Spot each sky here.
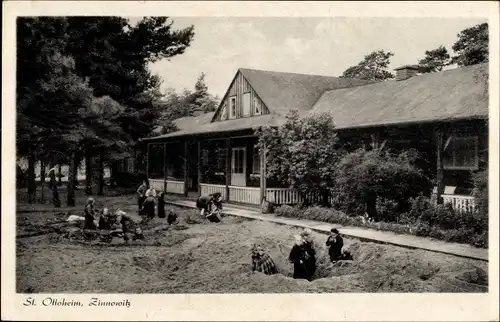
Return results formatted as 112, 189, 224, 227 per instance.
131, 17, 487, 98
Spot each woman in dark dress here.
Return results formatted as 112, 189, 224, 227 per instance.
288, 235, 309, 280
300, 229, 316, 280
157, 191, 166, 218
142, 196, 156, 219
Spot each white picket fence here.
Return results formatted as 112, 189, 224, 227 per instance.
148, 179, 185, 195
228, 186, 261, 205
442, 194, 476, 213
200, 183, 227, 200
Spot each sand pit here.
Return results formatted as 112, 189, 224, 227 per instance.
16, 205, 488, 293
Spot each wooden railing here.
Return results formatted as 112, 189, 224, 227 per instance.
148, 179, 185, 195
266, 188, 301, 204
200, 183, 227, 200
442, 194, 476, 213
229, 186, 261, 205
265, 188, 332, 205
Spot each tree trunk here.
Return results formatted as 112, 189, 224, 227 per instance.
27, 152, 36, 204
58, 164, 63, 186
67, 151, 77, 207
85, 150, 93, 195
49, 162, 61, 207
98, 149, 104, 195
40, 160, 46, 202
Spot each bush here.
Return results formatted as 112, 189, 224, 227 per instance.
472, 170, 488, 215
333, 149, 432, 221
274, 205, 301, 218
274, 203, 487, 248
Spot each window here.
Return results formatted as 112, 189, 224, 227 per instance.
202, 149, 209, 166
443, 136, 479, 170
229, 96, 237, 119
220, 103, 227, 121
127, 158, 134, 173
233, 149, 244, 174
242, 92, 251, 117
252, 147, 260, 174
254, 97, 262, 115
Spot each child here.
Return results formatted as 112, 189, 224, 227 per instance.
326, 228, 353, 262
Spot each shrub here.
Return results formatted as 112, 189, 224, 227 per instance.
333, 149, 432, 221
274, 205, 301, 218
472, 170, 488, 215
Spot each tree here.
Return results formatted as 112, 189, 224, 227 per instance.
65, 16, 195, 142
17, 17, 196, 203
418, 45, 451, 73
341, 50, 395, 81
153, 73, 219, 135
452, 23, 489, 66
333, 149, 432, 221
256, 110, 342, 205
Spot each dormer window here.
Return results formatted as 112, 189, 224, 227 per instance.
254, 97, 261, 115
229, 96, 237, 119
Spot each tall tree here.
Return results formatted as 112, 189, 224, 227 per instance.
65, 16, 195, 142
418, 45, 451, 73
452, 22, 489, 66
341, 50, 395, 81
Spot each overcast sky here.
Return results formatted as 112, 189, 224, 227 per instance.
131, 17, 486, 98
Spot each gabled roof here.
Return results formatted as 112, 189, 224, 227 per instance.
311, 63, 488, 129
238, 68, 375, 116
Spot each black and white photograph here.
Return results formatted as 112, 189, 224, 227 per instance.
2, 1, 499, 321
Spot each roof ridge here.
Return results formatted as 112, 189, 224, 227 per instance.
238, 67, 341, 79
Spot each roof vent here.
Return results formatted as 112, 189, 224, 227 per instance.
394, 65, 421, 81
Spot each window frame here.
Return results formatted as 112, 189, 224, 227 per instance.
253, 97, 262, 115
443, 135, 479, 170
252, 147, 260, 174
242, 92, 251, 117
229, 96, 237, 119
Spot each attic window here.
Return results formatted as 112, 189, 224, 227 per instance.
229, 96, 237, 119
254, 97, 261, 115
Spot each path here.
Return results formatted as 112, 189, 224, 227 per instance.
166, 199, 488, 262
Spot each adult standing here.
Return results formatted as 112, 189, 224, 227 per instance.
136, 180, 148, 213
288, 235, 308, 280
48, 166, 61, 207
300, 229, 316, 280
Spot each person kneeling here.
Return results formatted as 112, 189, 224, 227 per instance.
251, 244, 278, 275
206, 208, 221, 223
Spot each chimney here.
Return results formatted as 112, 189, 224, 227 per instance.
394, 65, 421, 81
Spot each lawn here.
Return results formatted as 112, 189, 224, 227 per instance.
16, 192, 488, 293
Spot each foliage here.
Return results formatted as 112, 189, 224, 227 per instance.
452, 22, 489, 66
274, 204, 487, 248
418, 45, 451, 73
333, 149, 432, 220
256, 110, 342, 204
154, 73, 220, 134
17, 16, 195, 203
472, 170, 488, 216
341, 50, 395, 81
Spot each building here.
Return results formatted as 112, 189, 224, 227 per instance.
140, 63, 488, 211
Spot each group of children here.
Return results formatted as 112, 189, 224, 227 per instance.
83, 197, 145, 241
251, 228, 352, 281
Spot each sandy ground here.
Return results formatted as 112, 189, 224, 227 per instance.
16, 195, 488, 293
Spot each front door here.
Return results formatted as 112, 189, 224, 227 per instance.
231, 147, 246, 186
